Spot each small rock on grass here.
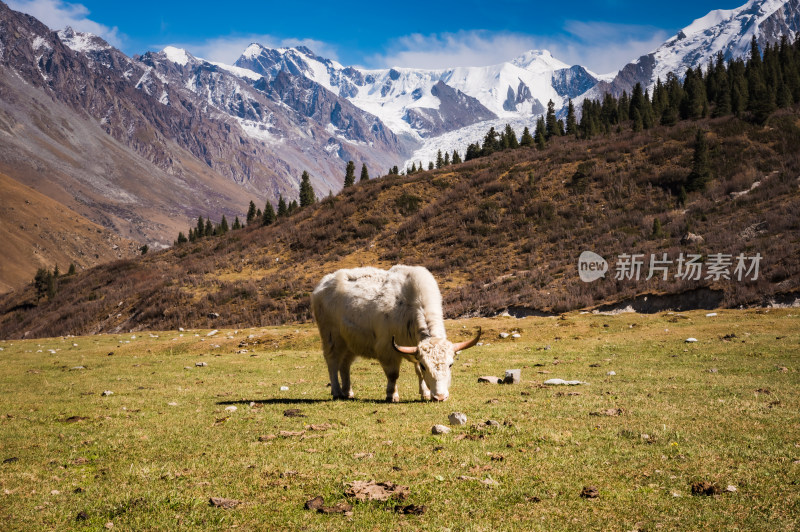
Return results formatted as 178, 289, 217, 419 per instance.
580, 486, 599, 498
544, 379, 587, 386
448, 412, 467, 426
503, 369, 521, 384
432, 424, 451, 435
101, 391, 113, 396
209, 497, 241, 509
224, 406, 237, 412
478, 376, 501, 384
726, 485, 738, 493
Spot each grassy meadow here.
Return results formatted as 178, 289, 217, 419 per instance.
1, 310, 798, 530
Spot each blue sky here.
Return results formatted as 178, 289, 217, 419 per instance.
8, 0, 748, 73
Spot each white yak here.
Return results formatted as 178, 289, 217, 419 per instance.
311, 265, 480, 402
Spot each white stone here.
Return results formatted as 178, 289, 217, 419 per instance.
705, 313, 717, 317
607, 371, 616, 376
543, 378, 587, 386
195, 362, 207, 367
280, 386, 289, 391
511, 333, 521, 338
432, 424, 451, 435
503, 369, 521, 384
499, 332, 510, 339
101, 390, 113, 396
224, 406, 237, 412
685, 338, 698, 343
448, 412, 467, 426
207, 330, 219, 337
726, 485, 737, 493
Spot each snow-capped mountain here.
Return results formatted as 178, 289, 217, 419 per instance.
235, 44, 599, 140
595, 0, 800, 97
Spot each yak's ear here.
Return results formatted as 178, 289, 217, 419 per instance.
392, 336, 419, 355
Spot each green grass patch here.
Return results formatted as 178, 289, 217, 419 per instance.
1, 310, 799, 530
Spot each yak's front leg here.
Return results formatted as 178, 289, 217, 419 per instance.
381, 359, 402, 403
324, 355, 345, 399
414, 362, 431, 401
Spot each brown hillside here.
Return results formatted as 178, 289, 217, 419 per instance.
0, 171, 139, 293
1, 111, 799, 339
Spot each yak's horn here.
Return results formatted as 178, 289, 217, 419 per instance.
392, 336, 419, 355
452, 327, 481, 352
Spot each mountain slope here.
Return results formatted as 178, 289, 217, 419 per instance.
0, 1, 407, 252
0, 172, 139, 293
3, 108, 798, 339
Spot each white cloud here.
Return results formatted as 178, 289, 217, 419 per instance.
7, 0, 123, 48
159, 35, 340, 65
366, 23, 670, 75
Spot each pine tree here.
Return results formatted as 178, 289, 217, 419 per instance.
232, 216, 242, 230
482, 127, 499, 155
392, 165, 399, 175
262, 202, 276, 225
343, 161, 355, 188
410, 162, 417, 174
545, 99, 558, 138
288, 200, 299, 214
436, 149, 444, 169
360, 163, 369, 182
452, 149, 462, 164
566, 99, 577, 136
300, 171, 316, 207
196, 216, 205, 238
205, 219, 214, 237
504, 123, 519, 148
277, 195, 288, 217
686, 129, 711, 192
652, 218, 663, 238
53, 264, 60, 278
520, 126, 534, 147
219, 215, 229, 234
465, 143, 481, 161
428, 161, 434, 170
34, 267, 51, 302
177, 231, 187, 244
534, 116, 547, 149
246, 201, 257, 225
67, 263, 76, 276
443, 152, 450, 165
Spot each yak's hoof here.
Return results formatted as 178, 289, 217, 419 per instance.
421, 393, 431, 401
386, 395, 400, 403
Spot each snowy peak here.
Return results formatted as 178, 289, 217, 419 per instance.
511, 49, 570, 72
57, 27, 111, 54
593, 0, 799, 99
161, 46, 193, 66
234, 43, 597, 139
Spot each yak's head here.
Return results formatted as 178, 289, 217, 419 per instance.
393, 327, 481, 401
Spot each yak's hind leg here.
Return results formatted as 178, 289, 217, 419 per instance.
414, 362, 431, 401
320, 329, 349, 400
380, 358, 402, 403
339, 356, 355, 399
